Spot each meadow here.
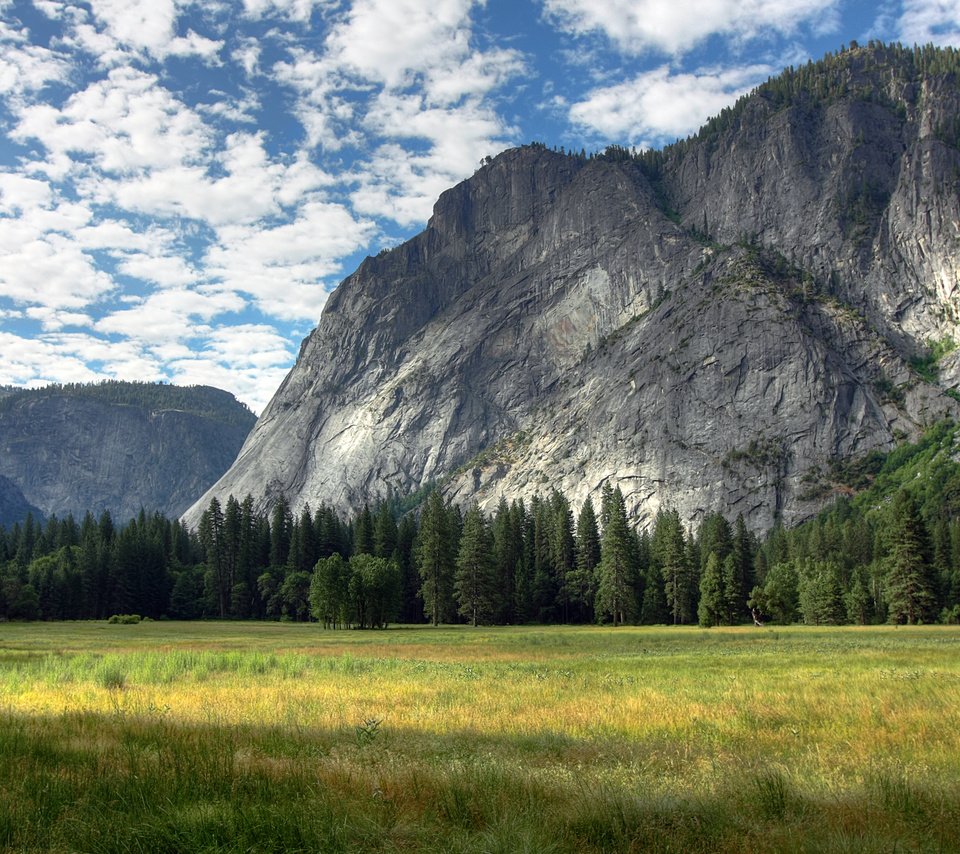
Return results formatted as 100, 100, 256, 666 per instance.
0, 622, 958, 853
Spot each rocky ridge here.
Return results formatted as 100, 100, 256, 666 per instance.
187, 44, 960, 532
0, 382, 256, 523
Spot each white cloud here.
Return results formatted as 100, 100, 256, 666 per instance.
167, 322, 294, 411
569, 62, 772, 144
24, 307, 94, 331
325, 0, 476, 88
95, 287, 246, 343
898, 0, 960, 46
207, 200, 376, 319
13, 67, 211, 177
242, 0, 332, 23
0, 230, 113, 309
198, 89, 260, 124
87, 0, 223, 63
0, 172, 54, 212
0, 22, 72, 96
542, 0, 841, 56
271, 0, 522, 220
0, 332, 106, 385
116, 252, 198, 288
231, 38, 261, 76
72, 219, 175, 253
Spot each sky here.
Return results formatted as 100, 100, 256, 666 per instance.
1, 1, 959, 413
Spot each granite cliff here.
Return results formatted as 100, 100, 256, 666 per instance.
0, 382, 256, 523
187, 44, 960, 532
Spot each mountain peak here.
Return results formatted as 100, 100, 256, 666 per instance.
186, 43, 960, 531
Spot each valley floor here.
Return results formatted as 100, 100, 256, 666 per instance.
1, 622, 958, 852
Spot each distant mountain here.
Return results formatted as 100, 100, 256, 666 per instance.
186, 43, 960, 532
0, 474, 43, 528
0, 381, 256, 523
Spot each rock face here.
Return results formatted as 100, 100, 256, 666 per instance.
0, 383, 256, 523
187, 44, 960, 532
0, 474, 42, 528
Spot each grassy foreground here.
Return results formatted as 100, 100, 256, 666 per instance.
0, 623, 958, 853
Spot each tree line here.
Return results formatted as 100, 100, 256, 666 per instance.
2, 423, 960, 626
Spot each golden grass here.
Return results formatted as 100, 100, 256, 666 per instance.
1, 622, 959, 852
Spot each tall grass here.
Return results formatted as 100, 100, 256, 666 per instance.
0, 622, 958, 852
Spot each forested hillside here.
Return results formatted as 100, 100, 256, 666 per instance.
3, 422, 959, 625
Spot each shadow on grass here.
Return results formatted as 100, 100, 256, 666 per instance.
0, 710, 956, 853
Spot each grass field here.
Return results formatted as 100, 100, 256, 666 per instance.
0, 622, 958, 852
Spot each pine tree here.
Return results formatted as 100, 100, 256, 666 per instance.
698, 552, 725, 627
572, 496, 601, 623
269, 496, 292, 568
492, 497, 523, 624
198, 497, 227, 618
454, 505, 498, 626
549, 491, 576, 623
353, 504, 375, 556
373, 502, 398, 559
884, 491, 937, 624
415, 491, 456, 625
596, 488, 636, 625
654, 509, 693, 624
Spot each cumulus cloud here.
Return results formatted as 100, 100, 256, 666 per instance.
542, 0, 841, 56
86, 0, 223, 63
207, 200, 377, 319
167, 323, 295, 412
325, 0, 475, 88
13, 67, 211, 177
0, 21, 72, 96
95, 287, 246, 343
569, 62, 772, 145
898, 0, 960, 46
241, 0, 332, 23
0, 331, 108, 386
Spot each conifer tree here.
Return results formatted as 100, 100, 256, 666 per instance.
454, 504, 498, 626
697, 552, 725, 627
884, 491, 937, 624
654, 509, 693, 624
415, 491, 456, 625
269, 496, 292, 568
596, 487, 636, 625
199, 497, 227, 617
572, 496, 601, 622
373, 502, 398, 559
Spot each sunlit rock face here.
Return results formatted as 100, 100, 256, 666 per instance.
188, 46, 960, 531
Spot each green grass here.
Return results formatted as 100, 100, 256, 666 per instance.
0, 622, 958, 852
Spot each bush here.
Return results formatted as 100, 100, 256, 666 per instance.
107, 614, 142, 624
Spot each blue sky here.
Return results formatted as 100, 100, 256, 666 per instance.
1, 0, 958, 412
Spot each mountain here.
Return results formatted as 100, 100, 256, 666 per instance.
186, 43, 960, 533
0, 382, 256, 523
0, 474, 43, 528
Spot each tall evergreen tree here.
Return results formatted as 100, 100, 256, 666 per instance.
269, 496, 292, 568
884, 491, 937, 624
454, 505, 498, 626
697, 552, 725, 627
415, 491, 456, 625
373, 502, 398, 560
198, 497, 227, 618
596, 487, 636, 625
572, 496, 601, 623
654, 509, 693, 624
353, 504, 375, 556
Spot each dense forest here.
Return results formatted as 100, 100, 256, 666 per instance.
2, 421, 960, 627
